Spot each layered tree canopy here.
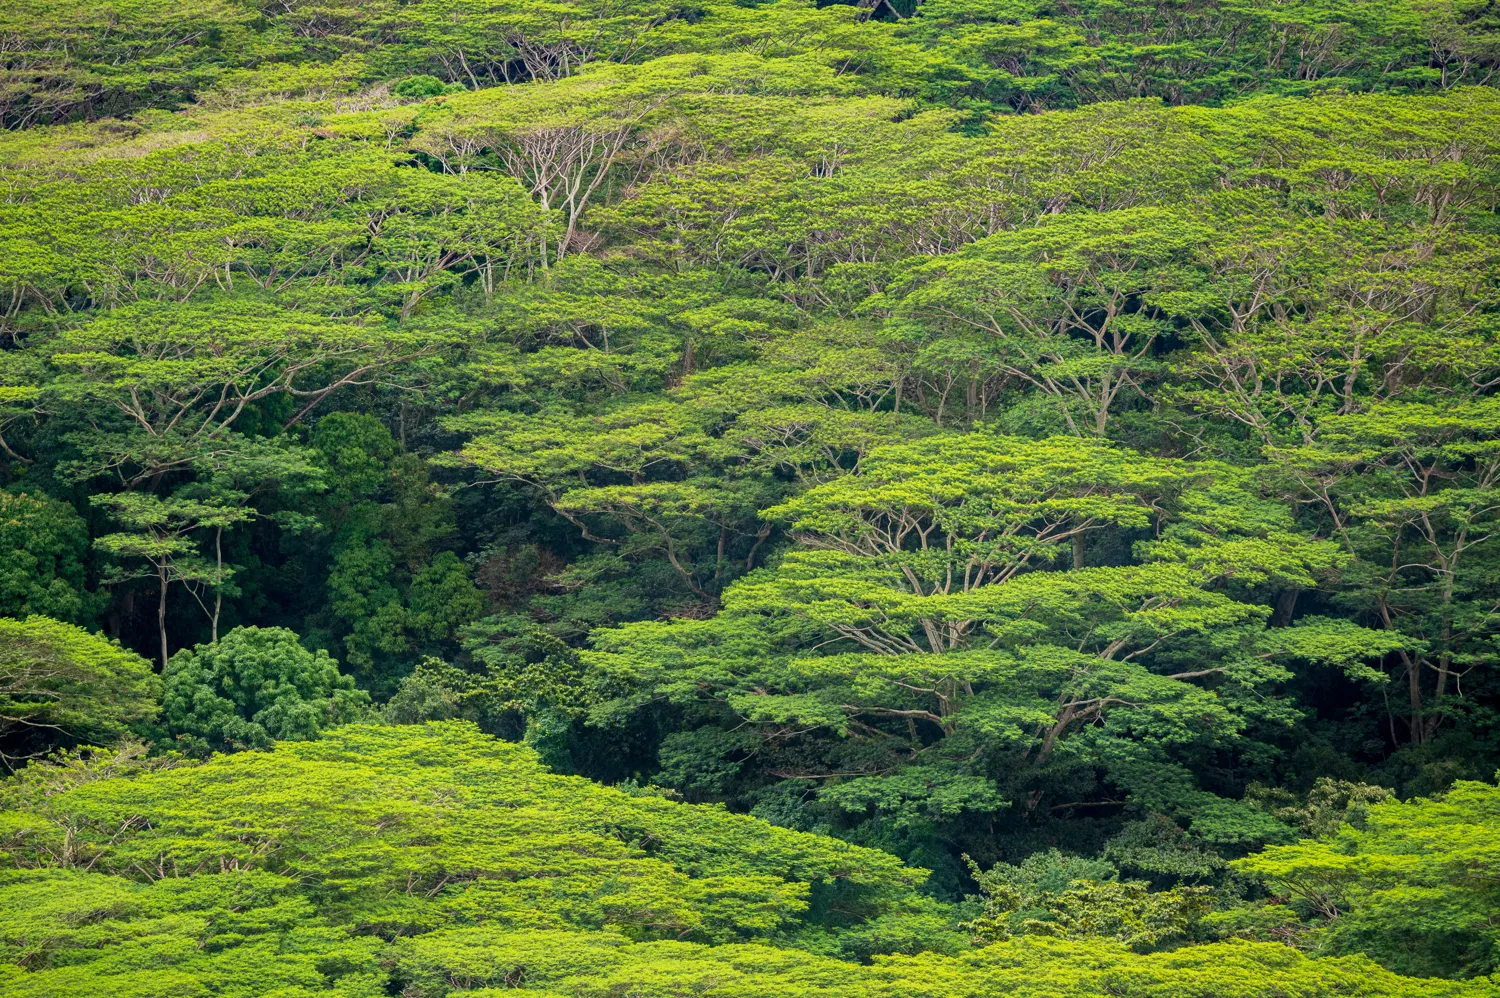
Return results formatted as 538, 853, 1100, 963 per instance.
1, 0, 1498, 993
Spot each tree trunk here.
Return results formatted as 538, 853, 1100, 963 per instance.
158, 563, 169, 671
1427, 610, 1454, 741
1272, 587, 1299, 627
211, 527, 223, 644
1407, 656, 1424, 746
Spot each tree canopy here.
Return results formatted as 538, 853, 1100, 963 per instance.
1, 0, 1498, 992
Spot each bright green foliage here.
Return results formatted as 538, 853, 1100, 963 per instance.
0, 723, 1491, 997
981, 879, 1213, 951
160, 626, 370, 755
0, 0, 1490, 131
587, 433, 1397, 864
889, 208, 1209, 436
964, 850, 1212, 951
390, 931, 1492, 997
0, 722, 940, 993
0, 0, 1498, 989
0, 867, 387, 998
1237, 776, 1500, 978
0, 0, 277, 126
0, 616, 159, 752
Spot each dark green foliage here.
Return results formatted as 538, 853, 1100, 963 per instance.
393, 75, 467, 98
160, 626, 370, 754
312, 413, 398, 511
0, 492, 91, 623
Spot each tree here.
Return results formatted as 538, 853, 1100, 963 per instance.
586, 433, 1401, 858
92, 492, 255, 670
315, 426, 484, 693
0, 491, 92, 624
47, 296, 445, 486
311, 412, 398, 514
412, 64, 679, 266
0, 721, 926, 945
0, 0, 1497, 987
0, 616, 159, 757
0, 721, 1483, 997
892, 208, 1207, 436
160, 626, 370, 755
964, 849, 1213, 952
1268, 399, 1500, 744
1237, 774, 1500, 978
